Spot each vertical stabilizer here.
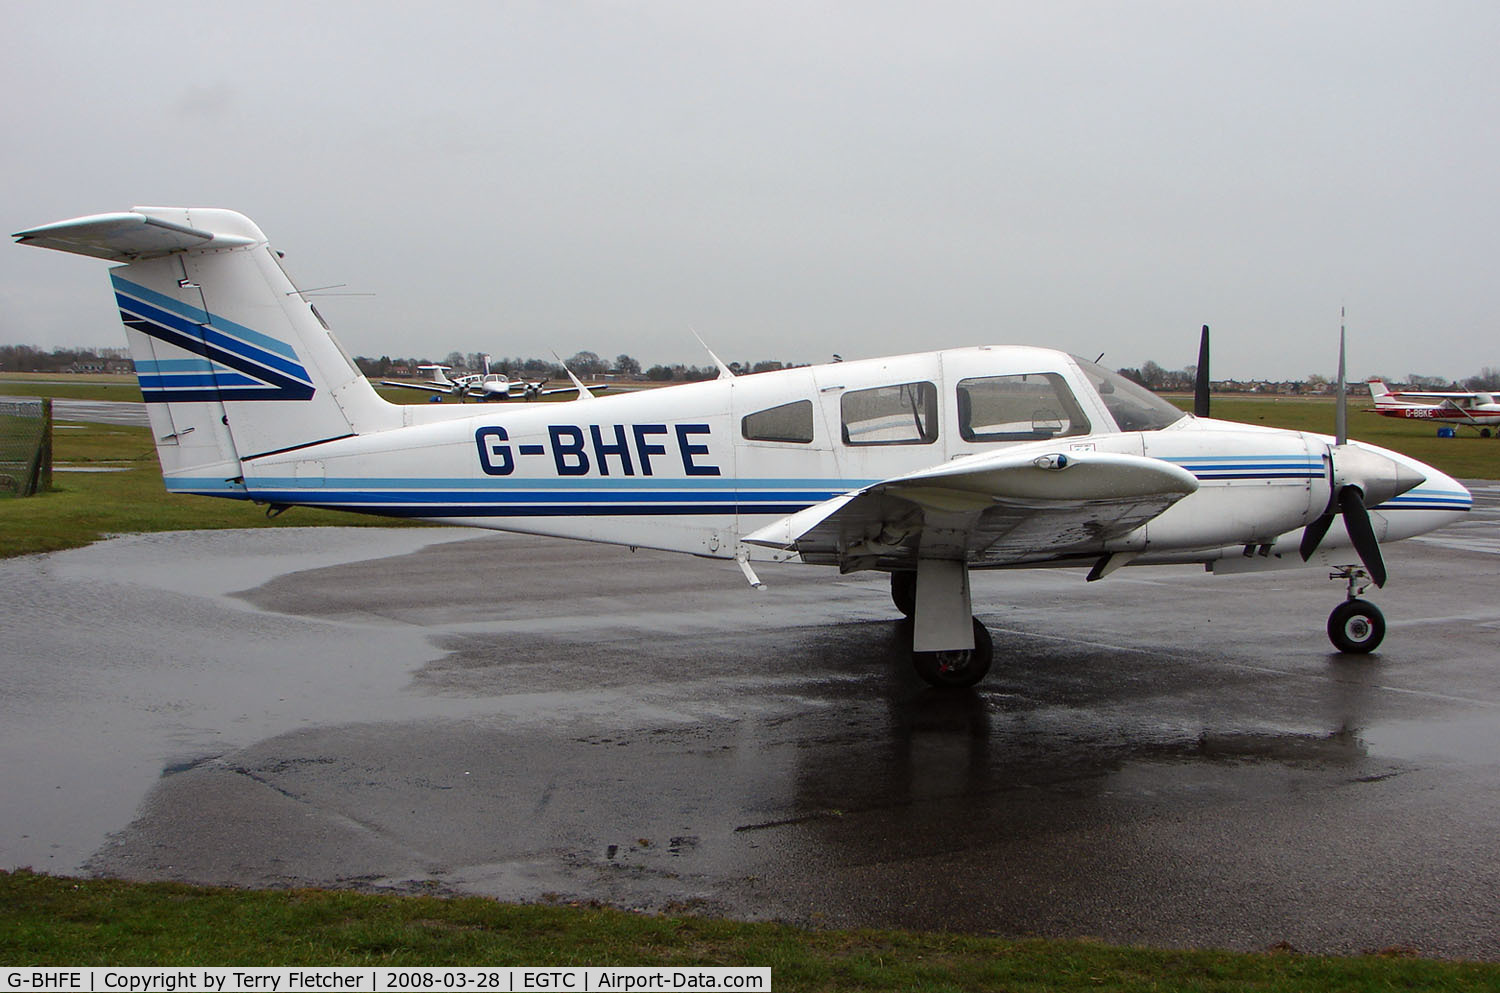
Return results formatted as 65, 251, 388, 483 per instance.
15, 208, 398, 496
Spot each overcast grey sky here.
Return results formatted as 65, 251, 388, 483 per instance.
3, 1, 1497, 380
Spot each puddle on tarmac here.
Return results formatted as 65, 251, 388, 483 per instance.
0, 528, 483, 873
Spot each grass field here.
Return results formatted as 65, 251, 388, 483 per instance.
0, 418, 413, 557
3, 871, 1496, 988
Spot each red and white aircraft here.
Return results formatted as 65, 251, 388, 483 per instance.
1367, 380, 1500, 437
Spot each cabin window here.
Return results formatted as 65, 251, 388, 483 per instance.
841, 382, 939, 446
742, 399, 815, 444
957, 373, 1091, 442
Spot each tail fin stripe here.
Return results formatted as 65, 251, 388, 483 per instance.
114, 289, 311, 382
118, 303, 315, 402
112, 275, 299, 362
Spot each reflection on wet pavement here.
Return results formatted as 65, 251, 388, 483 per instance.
2, 509, 1498, 958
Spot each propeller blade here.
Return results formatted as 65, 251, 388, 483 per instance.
1194, 324, 1211, 418
1338, 486, 1386, 587
1299, 512, 1336, 561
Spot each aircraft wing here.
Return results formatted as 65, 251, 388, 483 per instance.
380, 381, 448, 394
742, 449, 1199, 570
1408, 391, 1470, 401
535, 384, 609, 397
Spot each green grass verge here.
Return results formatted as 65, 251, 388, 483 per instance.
3, 872, 1495, 987
0, 420, 413, 558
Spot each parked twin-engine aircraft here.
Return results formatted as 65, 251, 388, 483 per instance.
1367, 379, 1500, 437
382, 362, 465, 397
383, 355, 603, 402
14, 208, 1473, 686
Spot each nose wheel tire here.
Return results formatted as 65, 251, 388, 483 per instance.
913, 617, 993, 688
1328, 598, 1385, 654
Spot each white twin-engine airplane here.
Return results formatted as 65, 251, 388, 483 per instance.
14, 208, 1473, 687
383, 355, 604, 402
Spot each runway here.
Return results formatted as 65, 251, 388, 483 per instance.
1, 486, 1497, 959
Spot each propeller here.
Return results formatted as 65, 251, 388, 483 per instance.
1297, 318, 1425, 586
1194, 324, 1210, 418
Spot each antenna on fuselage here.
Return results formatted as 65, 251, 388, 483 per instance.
550, 351, 596, 400
690, 328, 736, 379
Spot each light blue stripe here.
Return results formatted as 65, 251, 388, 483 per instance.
135, 358, 218, 373
140, 373, 261, 389
1167, 455, 1323, 464
113, 274, 300, 361
118, 293, 312, 385
164, 478, 249, 496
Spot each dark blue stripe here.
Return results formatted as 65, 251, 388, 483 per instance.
118, 294, 311, 383
264, 503, 817, 519
121, 311, 315, 402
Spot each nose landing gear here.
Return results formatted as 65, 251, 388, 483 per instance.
1327, 566, 1385, 653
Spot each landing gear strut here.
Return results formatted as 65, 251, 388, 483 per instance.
893, 564, 995, 688
1327, 566, 1385, 653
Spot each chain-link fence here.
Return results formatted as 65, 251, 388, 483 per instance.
0, 397, 52, 497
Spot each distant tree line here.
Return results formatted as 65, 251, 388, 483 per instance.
1118, 358, 1500, 395
5, 341, 1495, 394
0, 344, 131, 373
351, 351, 806, 383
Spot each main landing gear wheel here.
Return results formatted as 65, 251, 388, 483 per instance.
891, 570, 916, 617
1328, 598, 1385, 653
913, 617, 993, 689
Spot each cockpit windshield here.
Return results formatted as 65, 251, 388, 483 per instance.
1071, 356, 1187, 432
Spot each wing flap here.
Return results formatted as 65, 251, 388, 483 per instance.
743, 449, 1198, 568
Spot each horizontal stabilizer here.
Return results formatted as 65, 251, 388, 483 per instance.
13, 209, 257, 261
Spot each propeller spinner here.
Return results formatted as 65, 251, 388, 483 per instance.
1298, 443, 1426, 585
1297, 320, 1425, 586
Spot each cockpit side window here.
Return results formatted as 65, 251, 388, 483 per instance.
957, 373, 1090, 442
1072, 356, 1187, 432
841, 382, 939, 446
742, 399, 814, 444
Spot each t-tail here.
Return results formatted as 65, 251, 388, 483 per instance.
14, 208, 399, 498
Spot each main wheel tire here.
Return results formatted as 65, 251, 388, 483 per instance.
891, 570, 917, 617
1328, 598, 1385, 653
913, 617, 994, 688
